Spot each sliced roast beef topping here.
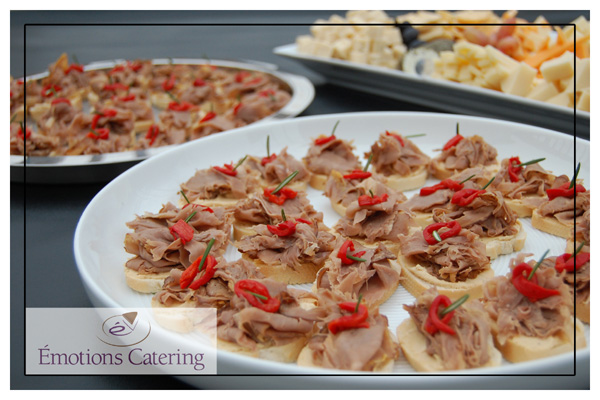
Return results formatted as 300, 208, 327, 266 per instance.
190, 115, 236, 140
306, 289, 399, 371
574, 209, 590, 246
246, 147, 310, 187
37, 102, 79, 137
492, 158, 555, 199
303, 137, 361, 175
433, 190, 519, 238
325, 174, 406, 209
537, 190, 590, 225
234, 191, 323, 224
369, 132, 430, 177
481, 254, 572, 345
430, 135, 498, 172
181, 166, 260, 202
404, 287, 493, 370
315, 239, 399, 306
400, 228, 490, 282
236, 221, 336, 270
124, 202, 232, 274
551, 254, 591, 305
10, 125, 60, 156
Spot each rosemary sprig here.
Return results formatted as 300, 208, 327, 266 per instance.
515, 158, 546, 168
347, 254, 367, 263
247, 291, 268, 301
568, 241, 586, 261
456, 123, 460, 136
405, 133, 426, 139
266, 135, 270, 157
184, 211, 197, 223
166, 91, 180, 104
233, 155, 248, 171
72, 54, 80, 65
363, 153, 373, 172
369, 189, 375, 198
197, 238, 216, 272
180, 190, 191, 204
331, 120, 340, 136
441, 294, 469, 316
459, 174, 476, 185
354, 293, 363, 313
481, 176, 495, 190
271, 170, 299, 195
281, 209, 287, 221
528, 249, 550, 280
569, 163, 581, 189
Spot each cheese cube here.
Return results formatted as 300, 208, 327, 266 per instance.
349, 50, 368, 64
391, 44, 406, 58
352, 35, 371, 53
483, 67, 509, 88
500, 62, 536, 96
526, 81, 559, 101
574, 58, 590, 90
573, 16, 590, 36
576, 89, 590, 112
382, 28, 402, 46
485, 45, 519, 70
540, 51, 574, 82
332, 38, 352, 59
546, 91, 572, 107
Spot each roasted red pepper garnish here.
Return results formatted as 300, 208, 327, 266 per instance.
424, 295, 456, 335
116, 93, 136, 102
451, 188, 485, 206
51, 97, 71, 106
343, 170, 372, 180
102, 83, 129, 92
41, 84, 62, 98
263, 187, 297, 205
17, 125, 32, 140
91, 109, 118, 130
328, 301, 369, 334
295, 218, 312, 225
420, 179, 464, 196
258, 89, 276, 98
193, 78, 207, 87
442, 134, 464, 151
423, 221, 461, 245
267, 220, 297, 237
162, 75, 176, 91
234, 280, 280, 313
511, 263, 561, 302
127, 61, 143, 72
386, 130, 404, 146
65, 64, 84, 74
507, 156, 522, 183
314, 135, 336, 146
337, 240, 367, 265
145, 124, 160, 146
109, 65, 125, 74
199, 111, 216, 123
244, 77, 263, 86
181, 203, 214, 214
555, 252, 590, 273
180, 254, 218, 290
233, 102, 242, 116
213, 162, 237, 177
167, 101, 195, 112
546, 182, 587, 200
235, 71, 250, 83
87, 128, 109, 140
357, 193, 389, 207
261, 154, 277, 166
169, 219, 195, 245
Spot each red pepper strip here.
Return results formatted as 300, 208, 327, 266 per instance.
117, 94, 136, 102
336, 240, 360, 265
18, 127, 32, 140
127, 61, 143, 72
109, 65, 125, 74
234, 280, 280, 313
507, 156, 522, 183
328, 302, 369, 334
91, 109, 118, 130
386, 130, 404, 146
314, 135, 336, 146
442, 134, 464, 151
343, 170, 372, 180
263, 187, 297, 205
295, 218, 312, 225
51, 97, 71, 106
258, 89, 276, 97
423, 221, 462, 245
193, 78, 207, 87
188, 255, 218, 290
145, 124, 160, 146
424, 295, 455, 335
41, 84, 62, 98
16, 80, 24, 85
200, 111, 216, 123
244, 77, 263, 86
180, 254, 215, 289
555, 252, 590, 273
451, 188, 485, 206
420, 179, 464, 196
169, 219, 195, 245
65, 64, 84, 74
87, 128, 109, 140
267, 220, 297, 237
511, 263, 561, 302
181, 203, 214, 214
233, 102, 242, 115
357, 193, 389, 207
353, 251, 366, 258
261, 154, 277, 166
235, 71, 250, 83
162, 75, 176, 91
102, 83, 129, 92
213, 163, 237, 177
167, 101, 195, 112
546, 182, 587, 200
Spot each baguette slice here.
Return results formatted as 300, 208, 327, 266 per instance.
398, 254, 495, 301
504, 196, 543, 218
125, 267, 171, 294
151, 297, 212, 334
493, 317, 587, 363
309, 172, 329, 191
479, 219, 527, 259
531, 209, 574, 239
396, 318, 502, 372
240, 253, 322, 285
429, 158, 500, 181
381, 165, 428, 192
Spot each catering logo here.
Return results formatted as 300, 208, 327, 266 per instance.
97, 311, 151, 347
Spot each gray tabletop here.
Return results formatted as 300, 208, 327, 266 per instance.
11, 10, 589, 390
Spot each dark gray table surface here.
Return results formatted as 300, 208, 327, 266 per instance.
11, 10, 589, 390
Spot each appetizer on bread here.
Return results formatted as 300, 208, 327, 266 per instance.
99, 87, 155, 134
397, 287, 501, 371
567, 209, 589, 253
235, 216, 336, 284
333, 185, 416, 253
303, 121, 362, 190
324, 169, 406, 217
490, 156, 555, 217
124, 202, 232, 293
367, 130, 430, 191
398, 221, 493, 300
532, 166, 589, 239
481, 253, 587, 363
314, 238, 401, 307
217, 279, 323, 362
400, 166, 491, 227
553, 244, 591, 323
432, 179, 526, 259
428, 126, 499, 180
297, 290, 399, 372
